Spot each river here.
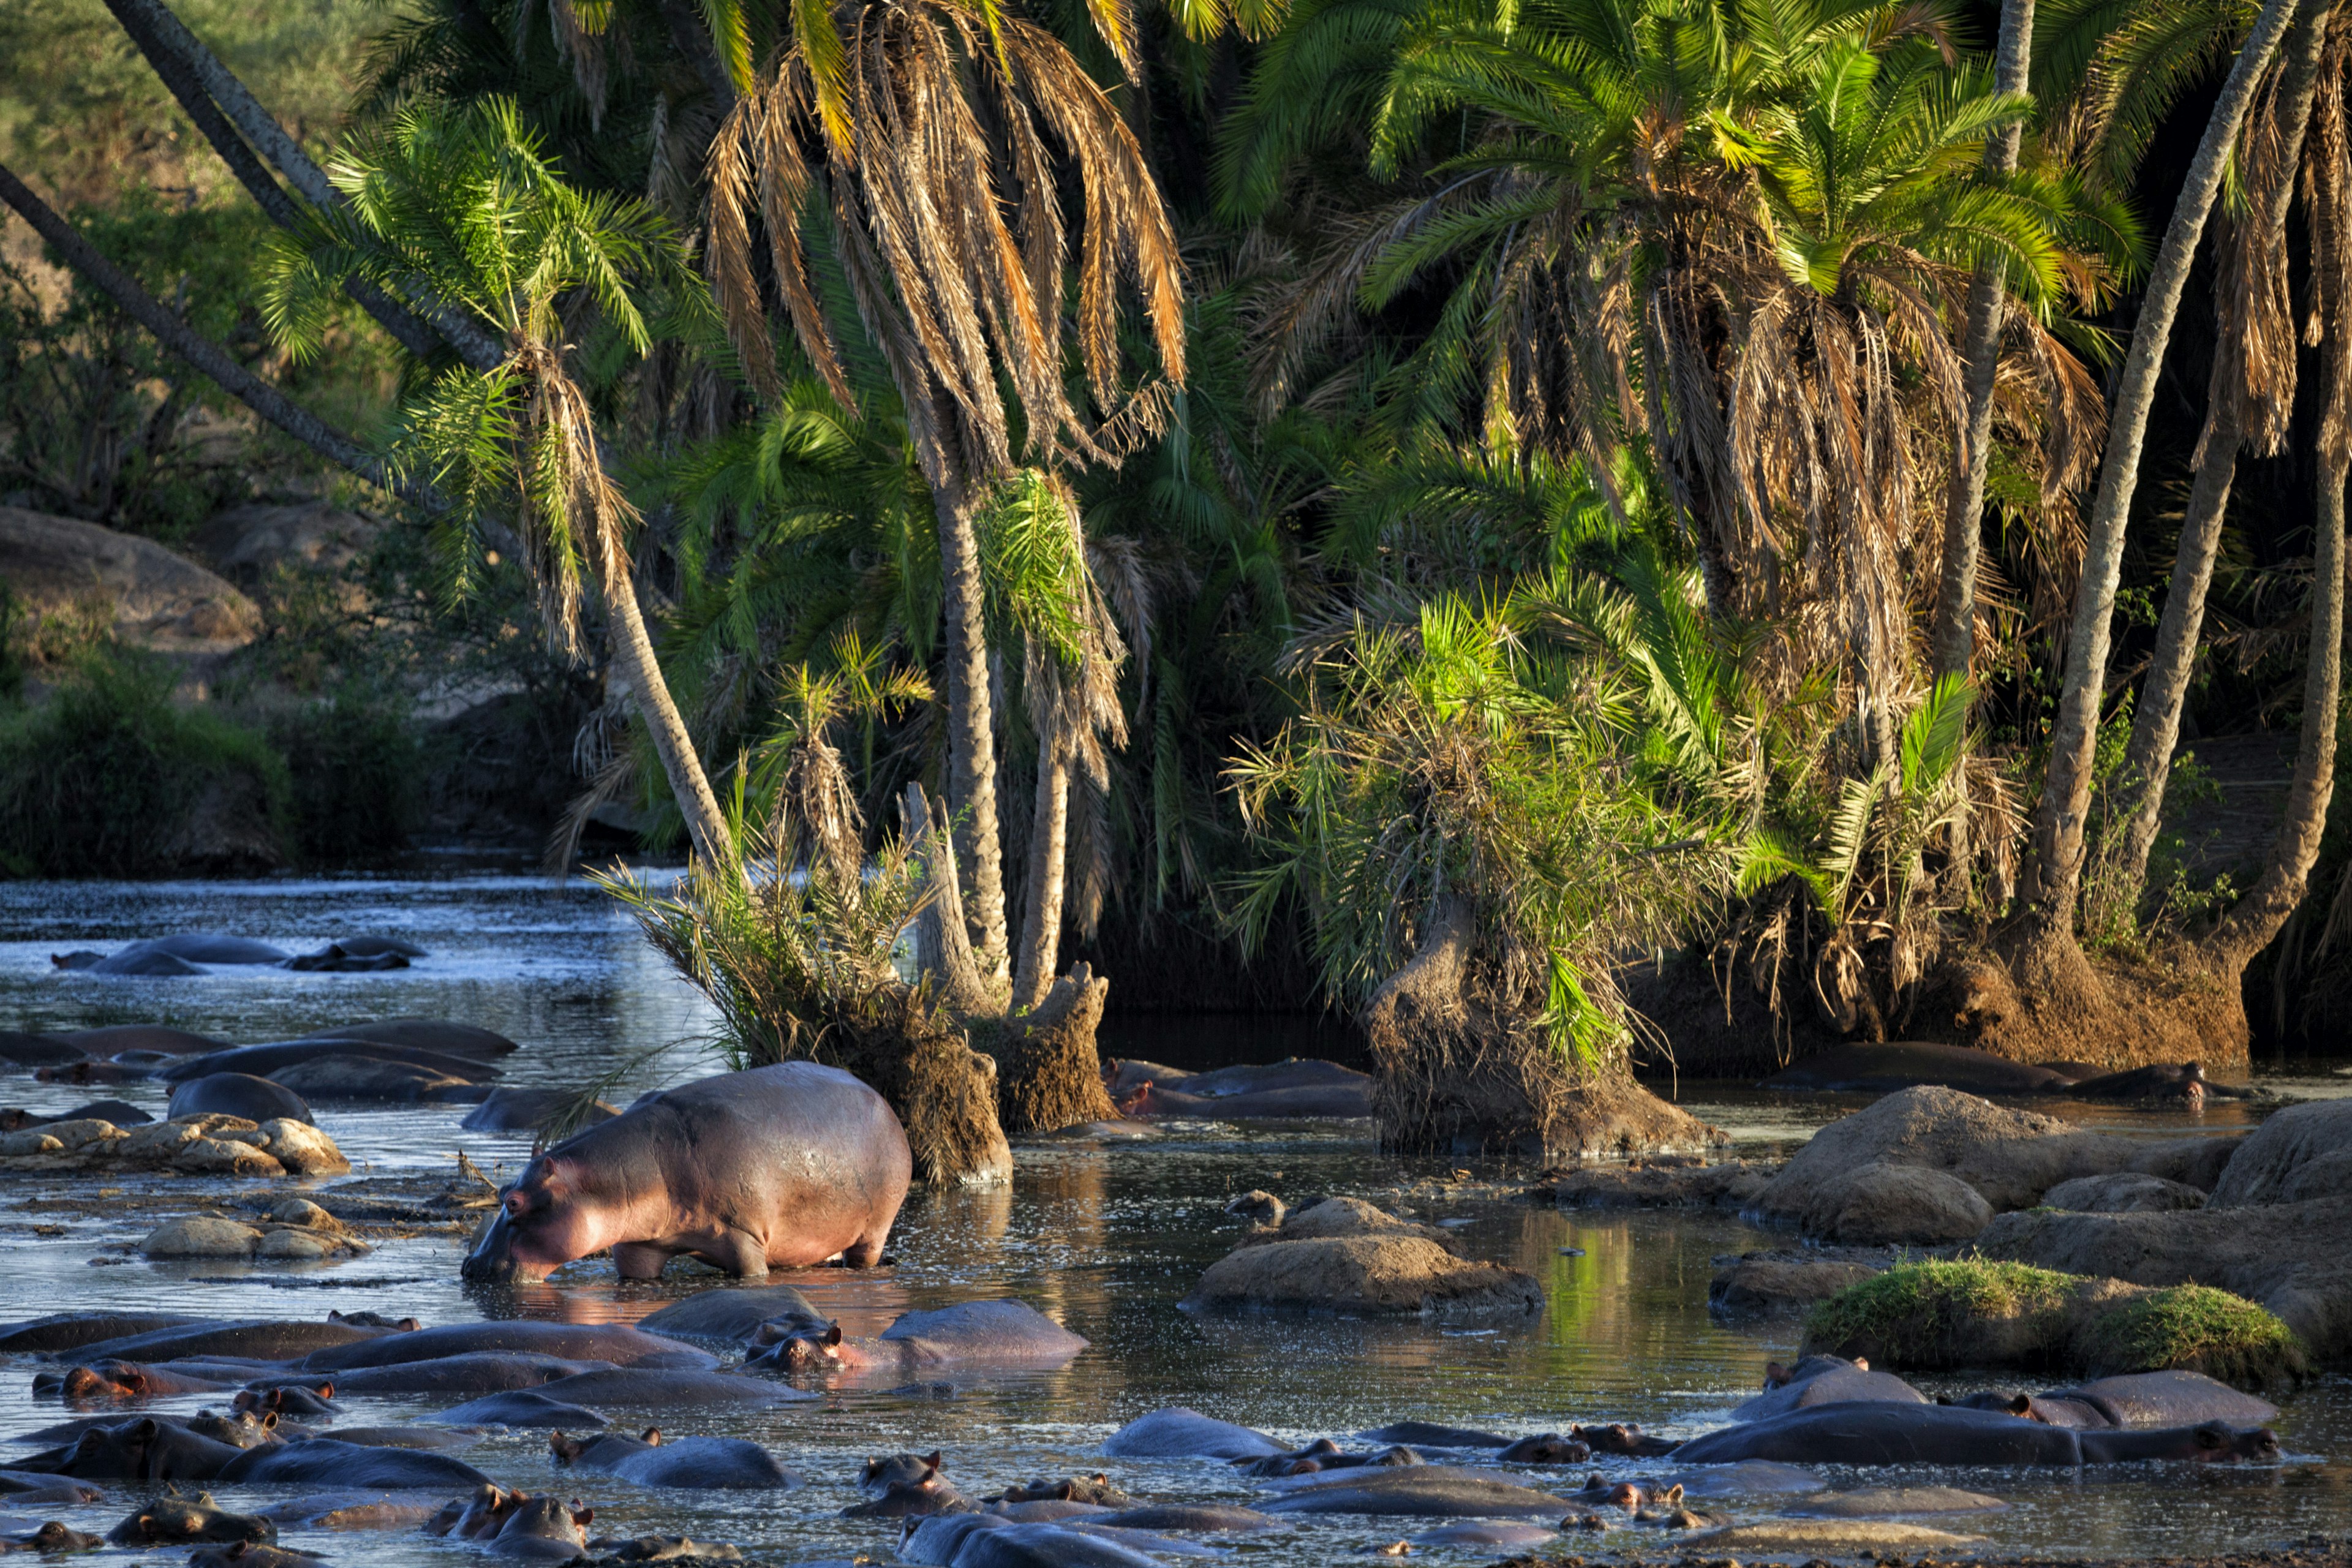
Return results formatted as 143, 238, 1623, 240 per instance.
0, 869, 2345, 1564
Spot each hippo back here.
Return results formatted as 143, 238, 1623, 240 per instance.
1732, 1358, 1928, 1421
2046, 1371, 2278, 1429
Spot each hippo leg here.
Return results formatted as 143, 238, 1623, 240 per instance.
612, 1243, 673, 1281
840, 1233, 887, 1268
695, 1230, 770, 1278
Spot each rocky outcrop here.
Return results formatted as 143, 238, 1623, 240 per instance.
1530, 1157, 1777, 1212
0, 507, 256, 651
0, 1115, 347, 1178
1708, 1251, 1890, 1319
1746, 1087, 2241, 1243
2207, 1100, 2352, 1208
1180, 1196, 1541, 1317
2043, 1174, 2209, 1213
194, 502, 377, 588
1972, 1197, 2352, 1360
141, 1212, 369, 1260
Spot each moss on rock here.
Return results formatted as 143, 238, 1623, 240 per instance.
1802, 1259, 2304, 1388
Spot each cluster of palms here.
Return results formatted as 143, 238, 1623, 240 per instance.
8, 0, 2352, 1126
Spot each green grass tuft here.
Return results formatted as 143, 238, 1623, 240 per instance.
2085, 1284, 2307, 1387
1803, 1259, 2075, 1368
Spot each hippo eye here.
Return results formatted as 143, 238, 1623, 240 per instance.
503, 1191, 529, 1218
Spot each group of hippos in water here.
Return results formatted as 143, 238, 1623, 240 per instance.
48, 935, 427, 978
0, 1303, 2288, 1564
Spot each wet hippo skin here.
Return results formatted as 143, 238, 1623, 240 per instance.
1673, 1401, 2282, 1466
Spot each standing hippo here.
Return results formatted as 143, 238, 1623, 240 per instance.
1673, 1403, 2281, 1467
462, 1063, 911, 1282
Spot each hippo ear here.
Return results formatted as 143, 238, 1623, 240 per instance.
132, 1418, 158, 1439
399, 1318, 420, 1332
863, 1458, 881, 1479
318, 1384, 333, 1400
1851, 1355, 1869, 1371
260, 1414, 277, 1430
925, 1450, 943, 1472
1663, 1485, 1683, 1506
2195, 1425, 2225, 1449
641, 1427, 661, 1445
824, 1324, 843, 1346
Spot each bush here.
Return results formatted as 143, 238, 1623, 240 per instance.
270, 685, 421, 864
0, 646, 290, 876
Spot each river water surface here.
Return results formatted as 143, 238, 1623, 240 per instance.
0, 870, 2346, 1564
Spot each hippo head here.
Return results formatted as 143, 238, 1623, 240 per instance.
60, 1363, 137, 1402
235, 1382, 334, 1419
863, 1452, 944, 1493
496, 1495, 592, 1551
2192, 1423, 2280, 1463
772, 1322, 851, 1371
328, 1310, 421, 1332
463, 1158, 596, 1283
18, 1524, 103, 1553
186, 1409, 276, 1448
109, 1489, 275, 1545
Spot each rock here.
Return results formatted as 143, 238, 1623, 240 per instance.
1241, 1197, 1454, 1249
195, 502, 377, 588
256, 1228, 366, 1261
0, 506, 258, 650
1531, 1158, 1776, 1211
174, 1137, 287, 1177
2044, 1174, 2209, 1213
37, 1120, 126, 1155
1181, 1234, 1542, 1317
1682, 1520, 1984, 1551
1709, 1252, 1885, 1319
0, 1133, 63, 1156
142, 1217, 266, 1257
1794, 1162, 1993, 1245
2209, 1101, 2352, 1207
258, 1120, 350, 1176
1747, 1087, 2243, 1242
1973, 1197, 2352, 1360
269, 1199, 342, 1231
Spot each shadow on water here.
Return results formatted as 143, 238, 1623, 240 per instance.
0, 871, 2342, 1561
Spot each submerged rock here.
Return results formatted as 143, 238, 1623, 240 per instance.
1708, 1250, 1887, 1318
1531, 1158, 1776, 1212
1182, 1198, 1541, 1317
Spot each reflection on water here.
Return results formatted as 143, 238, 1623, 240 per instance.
0, 872, 2342, 1563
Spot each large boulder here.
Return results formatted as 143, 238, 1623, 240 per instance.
2043, 1174, 2207, 1213
1180, 1197, 1540, 1317
1747, 1086, 2241, 1242
2208, 1100, 2352, 1207
194, 502, 377, 588
1971, 1196, 2352, 1360
1708, 1252, 1887, 1319
0, 507, 256, 650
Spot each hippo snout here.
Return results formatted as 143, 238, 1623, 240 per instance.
461, 1212, 524, 1282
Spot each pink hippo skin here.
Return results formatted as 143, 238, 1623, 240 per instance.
461, 1062, 911, 1283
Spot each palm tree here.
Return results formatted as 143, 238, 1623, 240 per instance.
264, 99, 736, 867
701, 0, 1188, 989
2015, 0, 2305, 994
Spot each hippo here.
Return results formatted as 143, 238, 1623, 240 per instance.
0, 1523, 102, 1555
35, 1360, 237, 1402
1238, 1439, 1423, 1477
491, 1495, 594, 1560
1101, 1060, 1189, 1096
0, 1476, 104, 1509
1101, 1408, 1284, 1460
845, 1477, 976, 1518
752, 1300, 1086, 1376
586, 1535, 745, 1561
986, 1501, 1101, 1524
284, 943, 409, 972
426, 1483, 527, 1539
292, 1425, 476, 1451
1415, 1521, 1560, 1550
1950, 1371, 2280, 1430
33, 1060, 146, 1085
862, 1452, 952, 1496
902, 1515, 1163, 1568
312, 1353, 615, 1395
188, 1545, 330, 1568
233, 1384, 340, 1420
1496, 1433, 1591, 1463
1116, 1082, 1373, 1118
463, 1062, 911, 1282
306, 1018, 514, 1059
551, 1429, 799, 1489
529, 1368, 812, 1408
18, 1417, 243, 1480
54, 936, 288, 973
1672, 1402, 2282, 1466
1256, 1468, 1570, 1518
328, 1310, 421, 1332
422, 1391, 608, 1429
1172, 1059, 1372, 1098
1095, 1504, 1283, 1534
168, 1074, 313, 1125
1355, 1422, 1512, 1449
1000, 1476, 1131, 1507
0, 1033, 89, 1068
105, 1490, 275, 1544
23, 1099, 152, 1127
1571, 1422, 1678, 1457
1785, 1485, 2009, 1517
217, 1437, 494, 1488
2062, 1062, 2250, 1103
460, 1087, 619, 1135
636, 1285, 827, 1344
257, 1493, 440, 1531
55, 1025, 227, 1055
296, 1320, 703, 1372
157, 1039, 499, 1086
271, 1055, 486, 1102
184, 1411, 287, 1449
1758, 1043, 2075, 1095
1732, 1355, 1928, 1420
74, 1317, 389, 1365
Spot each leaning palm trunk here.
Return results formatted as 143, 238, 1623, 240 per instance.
1930, 0, 2035, 681
930, 459, 1013, 981
1012, 731, 1071, 1014
2110, 2, 2334, 900
2212, 51, 2352, 971
2019, 0, 2304, 976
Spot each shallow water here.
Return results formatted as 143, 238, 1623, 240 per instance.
0, 870, 2344, 1564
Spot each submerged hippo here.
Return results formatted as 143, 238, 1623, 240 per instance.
459, 1087, 619, 1136
284, 942, 412, 973
314, 1353, 614, 1395
53, 936, 289, 974
1950, 1371, 2280, 1430
55, 1025, 227, 1055
750, 1300, 1087, 1376
297, 1320, 703, 1372
306, 1018, 514, 1060
158, 1039, 497, 1087
901, 1514, 1163, 1568
2061, 1062, 2250, 1104
636, 1285, 827, 1344
1257, 1468, 1570, 1518
37, 1360, 239, 1401
168, 1074, 314, 1126
217, 1438, 493, 1489
1758, 1043, 2073, 1095
491, 1496, 594, 1561
1733, 1355, 1928, 1420
1101, 1408, 1284, 1460
1117, 1082, 1374, 1118
462, 1061, 911, 1282
422, 1391, 608, 1429
551, 1428, 799, 1488
0, 1523, 104, 1555
1355, 1422, 1513, 1449
528, 1368, 812, 1409
105, 1490, 275, 1545
76, 1318, 389, 1365
18, 1417, 243, 1480
1095, 1504, 1283, 1534
1674, 1402, 2281, 1467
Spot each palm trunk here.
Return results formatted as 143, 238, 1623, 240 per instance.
2108, 4, 2334, 903
2019, 0, 2302, 956
1930, 0, 2034, 680
931, 454, 1012, 986
594, 537, 735, 870
1011, 729, 1071, 1013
